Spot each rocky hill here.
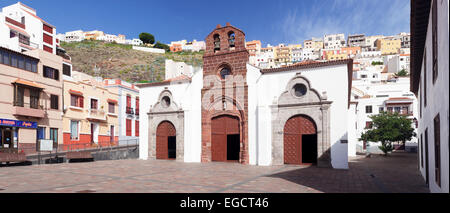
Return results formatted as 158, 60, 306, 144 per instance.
60, 40, 203, 83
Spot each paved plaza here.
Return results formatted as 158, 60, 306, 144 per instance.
0, 152, 428, 193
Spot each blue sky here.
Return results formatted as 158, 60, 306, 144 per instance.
2, 0, 410, 46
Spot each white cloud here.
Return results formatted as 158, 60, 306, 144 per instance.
279, 0, 410, 44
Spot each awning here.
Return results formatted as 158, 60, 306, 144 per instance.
6, 24, 30, 37
69, 89, 83, 96
107, 99, 118, 104
13, 79, 44, 89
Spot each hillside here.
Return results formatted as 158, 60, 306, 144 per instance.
60, 40, 204, 83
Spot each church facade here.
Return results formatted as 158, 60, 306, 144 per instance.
138, 23, 353, 169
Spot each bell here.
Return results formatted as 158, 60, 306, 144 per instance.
214, 41, 220, 49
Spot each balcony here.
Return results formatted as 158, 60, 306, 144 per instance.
126, 107, 134, 115
87, 108, 107, 122
13, 103, 45, 118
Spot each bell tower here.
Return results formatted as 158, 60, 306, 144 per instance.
201, 23, 250, 164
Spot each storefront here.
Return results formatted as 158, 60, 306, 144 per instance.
0, 119, 37, 153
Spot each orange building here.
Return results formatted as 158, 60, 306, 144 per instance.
170, 43, 183, 52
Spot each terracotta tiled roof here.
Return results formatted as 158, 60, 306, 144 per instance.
136, 74, 192, 88
388, 97, 413, 101
260, 59, 352, 73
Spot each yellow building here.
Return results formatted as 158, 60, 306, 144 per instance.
303, 39, 323, 51
274, 44, 292, 66
62, 71, 119, 149
376, 38, 401, 55
84, 30, 105, 40
322, 49, 348, 61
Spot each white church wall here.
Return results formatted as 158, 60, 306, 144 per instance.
246, 64, 262, 165
255, 64, 350, 169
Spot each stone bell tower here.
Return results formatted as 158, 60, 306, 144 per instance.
201, 23, 250, 164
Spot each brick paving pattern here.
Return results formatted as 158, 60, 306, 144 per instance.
0, 152, 429, 193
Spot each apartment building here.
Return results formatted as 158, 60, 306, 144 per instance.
384, 54, 411, 73
274, 44, 292, 66
411, 0, 449, 193
347, 34, 365, 47
103, 79, 139, 145
0, 2, 58, 54
246, 40, 262, 65
363, 35, 384, 51
62, 71, 119, 148
303, 37, 323, 51
0, 47, 63, 154
376, 37, 402, 55
395, 32, 411, 48
351, 77, 418, 155
323, 33, 346, 49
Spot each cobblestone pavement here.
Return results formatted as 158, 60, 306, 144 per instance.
0, 152, 429, 193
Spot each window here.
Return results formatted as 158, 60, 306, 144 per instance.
126, 119, 132, 136
2, 50, 10, 65
365, 105, 372, 113
162, 96, 171, 108
70, 94, 83, 108
135, 98, 139, 115
14, 86, 24, 107
379, 107, 384, 112
365, 121, 373, 129
108, 102, 115, 113
63, 64, 71, 76
70, 120, 79, 140
30, 89, 40, 109
424, 48, 427, 107
293, 84, 307, 97
220, 67, 231, 79
420, 134, 424, 168
90, 99, 98, 110
387, 107, 393, 113
434, 114, 441, 187
394, 107, 401, 113
50, 128, 58, 148
135, 120, 139, 137
50, 95, 58, 110
43, 66, 59, 80
432, 0, 438, 84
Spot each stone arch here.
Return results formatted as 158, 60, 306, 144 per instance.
148, 89, 184, 161
155, 120, 177, 160
271, 73, 332, 167
201, 95, 249, 164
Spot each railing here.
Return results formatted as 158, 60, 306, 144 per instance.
6, 139, 139, 164
13, 102, 44, 110
126, 107, 134, 115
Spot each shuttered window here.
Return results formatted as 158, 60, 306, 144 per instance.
432, 0, 438, 84
434, 114, 441, 187
135, 120, 139, 136
126, 119, 132, 136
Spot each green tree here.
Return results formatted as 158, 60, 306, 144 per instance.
154, 41, 170, 52
139, 32, 155, 45
359, 112, 416, 156
394, 69, 409, 77
371, 61, 383, 65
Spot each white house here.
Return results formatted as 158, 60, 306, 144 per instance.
411, 0, 449, 193
323, 33, 346, 49
0, 2, 58, 54
351, 77, 419, 155
138, 24, 352, 169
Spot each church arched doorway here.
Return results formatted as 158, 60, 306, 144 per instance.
211, 115, 240, 162
283, 115, 318, 165
156, 121, 176, 160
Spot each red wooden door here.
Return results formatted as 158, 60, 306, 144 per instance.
156, 121, 176, 159
211, 115, 239, 162
284, 115, 316, 165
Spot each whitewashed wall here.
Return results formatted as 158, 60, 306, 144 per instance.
132, 46, 165, 54
417, 0, 449, 193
